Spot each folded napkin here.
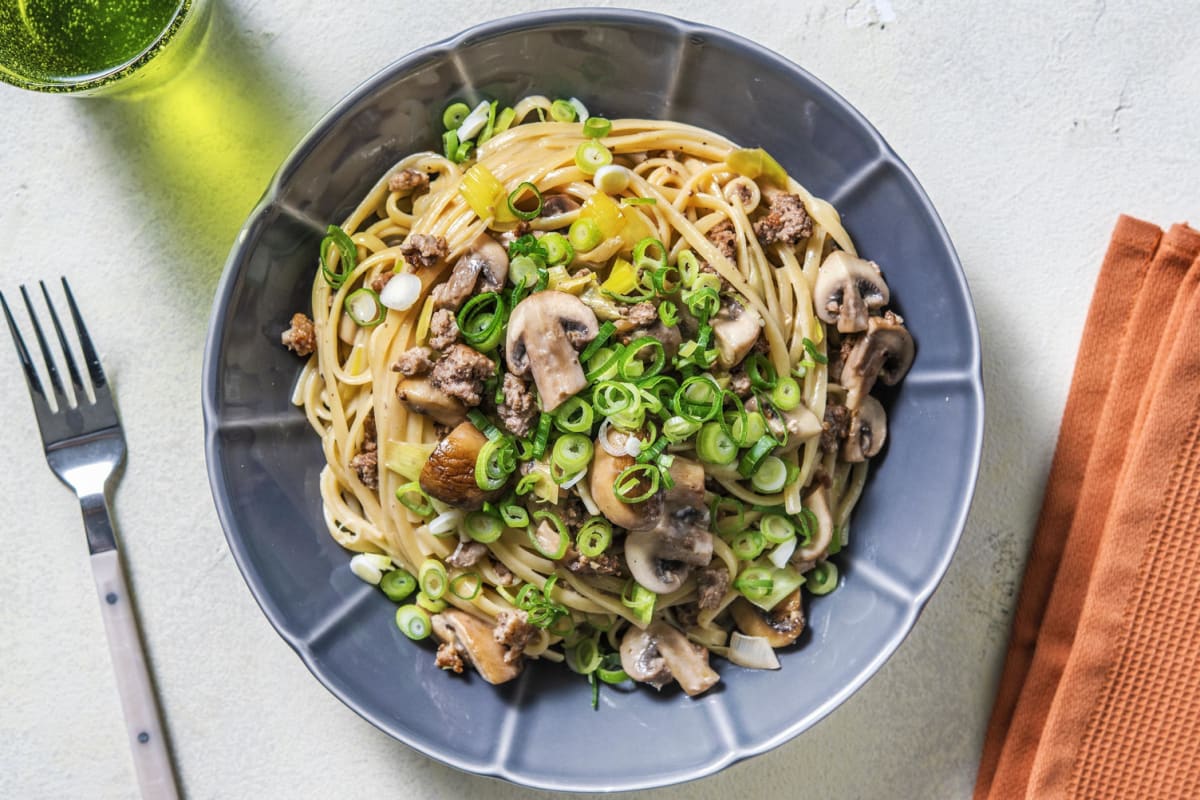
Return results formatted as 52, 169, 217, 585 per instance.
976, 216, 1200, 799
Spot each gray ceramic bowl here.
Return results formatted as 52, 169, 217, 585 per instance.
202, 9, 983, 792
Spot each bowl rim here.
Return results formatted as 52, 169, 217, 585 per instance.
202, 7, 984, 792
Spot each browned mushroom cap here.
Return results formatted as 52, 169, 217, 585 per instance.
432, 232, 510, 311
841, 312, 914, 410
431, 609, 521, 684
813, 251, 891, 334
506, 291, 599, 412
711, 297, 764, 369
397, 377, 467, 426
624, 456, 713, 593
419, 422, 507, 509
588, 437, 663, 530
731, 589, 805, 647
619, 621, 720, 696
842, 394, 887, 462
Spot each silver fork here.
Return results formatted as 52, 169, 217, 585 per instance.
2, 279, 179, 800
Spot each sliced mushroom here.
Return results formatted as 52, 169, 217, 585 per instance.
419, 421, 506, 509
796, 484, 834, 561
619, 621, 720, 696
711, 297, 764, 369
763, 402, 824, 454
813, 251, 890, 333
506, 291, 599, 411
624, 457, 713, 594
432, 232, 510, 311
431, 609, 521, 684
397, 377, 467, 426
731, 589, 805, 647
540, 194, 581, 220
841, 312, 914, 410
588, 439, 662, 530
842, 394, 887, 462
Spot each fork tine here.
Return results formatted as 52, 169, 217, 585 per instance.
40, 280, 88, 401
20, 284, 69, 409
1, 291, 51, 409
61, 277, 107, 391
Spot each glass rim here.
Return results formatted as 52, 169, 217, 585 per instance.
0, 0, 195, 94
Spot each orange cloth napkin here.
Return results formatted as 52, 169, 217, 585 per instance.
975, 216, 1200, 799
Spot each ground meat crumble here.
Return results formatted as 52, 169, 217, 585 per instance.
493, 610, 537, 664
399, 233, 448, 270
428, 308, 461, 352
435, 643, 465, 673
706, 219, 738, 261
446, 540, 488, 568
821, 404, 852, 454
565, 550, 625, 577
753, 193, 813, 247
697, 565, 730, 610
496, 372, 537, 437
388, 168, 430, 194
349, 413, 378, 490
280, 312, 316, 356
392, 346, 435, 377
430, 343, 494, 407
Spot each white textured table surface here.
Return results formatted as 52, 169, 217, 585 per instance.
2, 2, 1197, 798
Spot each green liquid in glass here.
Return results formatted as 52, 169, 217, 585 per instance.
0, 0, 185, 88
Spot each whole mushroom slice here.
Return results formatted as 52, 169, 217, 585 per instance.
731, 589, 805, 647
711, 297, 764, 369
397, 377, 468, 426
432, 232, 510, 311
842, 394, 887, 462
813, 251, 890, 333
419, 421, 507, 509
841, 312, 914, 410
619, 621, 720, 696
588, 439, 663, 530
506, 291, 599, 411
431, 609, 521, 685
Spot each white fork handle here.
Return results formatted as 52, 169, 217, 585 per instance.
91, 549, 180, 800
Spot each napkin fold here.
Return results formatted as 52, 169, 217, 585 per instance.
976, 217, 1200, 799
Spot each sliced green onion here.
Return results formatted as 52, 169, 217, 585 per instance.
553, 396, 595, 433
729, 410, 767, 447
343, 287, 385, 327
614, 463, 660, 503
442, 102, 470, 130
579, 320, 616, 364
807, 561, 839, 595
319, 225, 357, 288
658, 300, 679, 326
826, 525, 844, 556
508, 233, 549, 262
697, 421, 738, 465
730, 529, 766, 561
467, 408, 499, 439
454, 139, 474, 163
733, 566, 774, 601
532, 413, 553, 459
677, 250, 700, 287
594, 164, 629, 194
582, 116, 612, 138
529, 510, 570, 559
585, 346, 620, 382
457, 292, 506, 352
395, 604, 431, 640
597, 652, 628, 684
771, 375, 802, 410
760, 514, 796, 544
475, 435, 516, 491
540, 232, 574, 266
449, 571, 482, 601
577, 517, 613, 557
575, 140, 613, 175
621, 580, 655, 625
802, 337, 828, 364
476, 100, 499, 144
442, 129, 460, 161
632, 237, 668, 272
499, 502, 529, 529
395, 482, 434, 517
663, 415, 701, 442
684, 286, 721, 324
550, 99, 577, 122
464, 510, 504, 543
415, 590, 447, 613
738, 435, 777, 478
673, 375, 722, 422
592, 380, 640, 417
380, 569, 417, 602
744, 353, 777, 391
552, 433, 594, 474
494, 106, 516, 135
509, 255, 542, 292
574, 637, 603, 674
619, 337, 665, 382
506, 181, 543, 221
418, 559, 448, 600
751, 456, 788, 493
569, 218, 603, 252
711, 496, 746, 536
620, 197, 657, 206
